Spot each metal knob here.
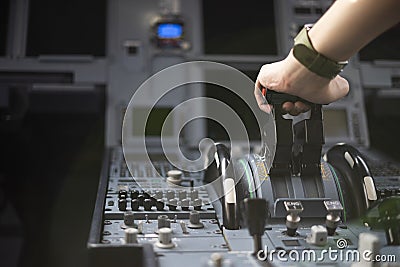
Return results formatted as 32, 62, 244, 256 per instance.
167, 170, 183, 185
118, 198, 127, 211
167, 199, 178, 211
190, 189, 199, 201
143, 198, 153, 211
156, 227, 175, 249
324, 200, 343, 236
131, 199, 139, 211
193, 198, 202, 211
153, 190, 163, 200
123, 211, 136, 227
118, 190, 128, 199
157, 215, 171, 230
165, 190, 175, 200
284, 201, 303, 237
155, 199, 165, 211
130, 190, 139, 199
178, 190, 187, 201
188, 211, 204, 229
181, 198, 190, 211
124, 228, 138, 244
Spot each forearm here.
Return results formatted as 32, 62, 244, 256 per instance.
309, 0, 400, 61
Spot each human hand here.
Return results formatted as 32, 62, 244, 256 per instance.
254, 50, 349, 115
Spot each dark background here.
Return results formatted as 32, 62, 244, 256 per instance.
26, 0, 107, 57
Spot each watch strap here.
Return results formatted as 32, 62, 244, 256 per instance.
293, 25, 348, 79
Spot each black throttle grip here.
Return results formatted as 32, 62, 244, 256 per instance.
261, 88, 322, 118
264, 90, 313, 106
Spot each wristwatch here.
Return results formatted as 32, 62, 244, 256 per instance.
293, 24, 348, 79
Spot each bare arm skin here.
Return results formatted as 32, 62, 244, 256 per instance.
310, 0, 400, 61
255, 0, 400, 115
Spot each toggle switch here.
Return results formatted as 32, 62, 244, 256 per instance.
284, 201, 303, 236
324, 200, 343, 236
179, 220, 189, 234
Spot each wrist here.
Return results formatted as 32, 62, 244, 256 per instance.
283, 50, 330, 97
293, 25, 348, 79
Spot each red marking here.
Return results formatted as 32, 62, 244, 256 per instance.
261, 88, 267, 97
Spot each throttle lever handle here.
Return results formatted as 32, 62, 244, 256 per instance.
262, 88, 313, 107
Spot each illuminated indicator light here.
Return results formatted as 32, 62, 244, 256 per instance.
157, 23, 183, 39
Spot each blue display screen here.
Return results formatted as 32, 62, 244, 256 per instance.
157, 23, 183, 39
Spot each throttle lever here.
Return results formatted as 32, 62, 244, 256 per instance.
261, 88, 323, 117
261, 88, 313, 107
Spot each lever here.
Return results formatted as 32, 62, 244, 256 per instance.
243, 198, 268, 255
262, 90, 323, 178
263, 89, 313, 107
284, 201, 303, 236
324, 200, 343, 236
